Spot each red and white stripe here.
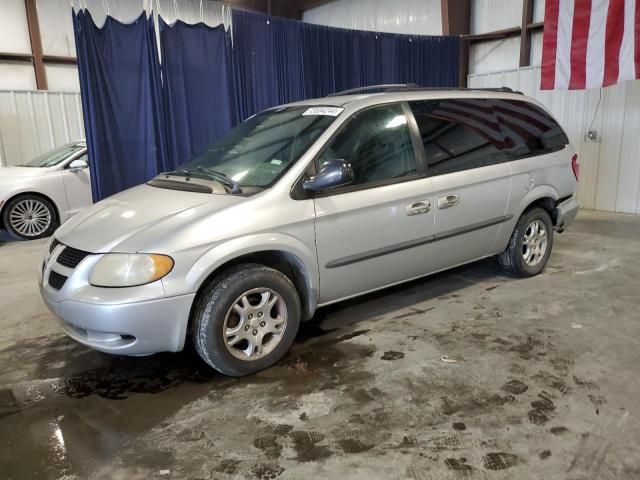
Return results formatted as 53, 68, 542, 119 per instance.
541, 0, 639, 90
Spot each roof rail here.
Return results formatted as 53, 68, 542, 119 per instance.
327, 84, 420, 96
328, 84, 523, 96
388, 86, 523, 95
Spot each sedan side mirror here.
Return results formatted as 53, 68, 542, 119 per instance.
303, 159, 354, 192
68, 159, 88, 170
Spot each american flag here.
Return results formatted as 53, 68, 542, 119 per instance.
541, 0, 639, 89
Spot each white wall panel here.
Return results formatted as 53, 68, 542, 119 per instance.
615, 82, 640, 213
471, 0, 522, 34
0, 0, 32, 54
0, 91, 84, 167
0, 63, 37, 91
303, 0, 442, 36
37, 0, 77, 56
469, 37, 520, 74
469, 67, 640, 214
44, 65, 81, 92
530, 31, 543, 66
533, 0, 545, 23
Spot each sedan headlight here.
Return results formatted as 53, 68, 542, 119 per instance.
90, 254, 174, 287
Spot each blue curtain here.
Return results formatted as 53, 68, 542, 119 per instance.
159, 18, 236, 167
73, 8, 459, 199
73, 10, 169, 201
232, 11, 305, 121
232, 9, 460, 117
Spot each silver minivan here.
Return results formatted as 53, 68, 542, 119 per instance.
38, 86, 579, 376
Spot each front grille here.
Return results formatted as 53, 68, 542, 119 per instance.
57, 246, 91, 269
49, 238, 60, 253
48, 270, 68, 290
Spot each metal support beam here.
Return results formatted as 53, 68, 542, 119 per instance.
519, 0, 534, 67
24, 0, 47, 90
441, 0, 471, 87
42, 55, 78, 65
0, 53, 77, 64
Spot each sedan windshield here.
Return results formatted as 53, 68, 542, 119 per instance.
22, 143, 85, 168
177, 106, 341, 188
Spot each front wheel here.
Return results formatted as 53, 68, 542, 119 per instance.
3, 194, 58, 240
499, 207, 554, 277
191, 264, 301, 376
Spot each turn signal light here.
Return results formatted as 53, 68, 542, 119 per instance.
571, 154, 579, 181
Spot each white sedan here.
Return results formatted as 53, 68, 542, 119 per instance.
0, 141, 92, 240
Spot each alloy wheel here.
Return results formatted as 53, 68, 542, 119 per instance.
522, 219, 548, 267
223, 287, 288, 361
8, 199, 52, 238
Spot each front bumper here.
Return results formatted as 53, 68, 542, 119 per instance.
555, 196, 579, 232
40, 287, 195, 355
38, 244, 195, 356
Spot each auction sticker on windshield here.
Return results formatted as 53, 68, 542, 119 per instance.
302, 106, 344, 116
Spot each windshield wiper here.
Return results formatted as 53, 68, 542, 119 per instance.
164, 169, 192, 180
196, 166, 242, 194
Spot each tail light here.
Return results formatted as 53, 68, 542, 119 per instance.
571, 154, 579, 181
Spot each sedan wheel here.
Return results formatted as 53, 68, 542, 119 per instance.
4, 195, 57, 240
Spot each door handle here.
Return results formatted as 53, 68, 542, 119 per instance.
438, 194, 460, 209
406, 200, 431, 216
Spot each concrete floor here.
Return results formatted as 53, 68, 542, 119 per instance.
1, 210, 639, 480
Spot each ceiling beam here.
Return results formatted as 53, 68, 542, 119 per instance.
441, 0, 471, 87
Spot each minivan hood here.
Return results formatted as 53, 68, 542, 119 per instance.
55, 184, 243, 253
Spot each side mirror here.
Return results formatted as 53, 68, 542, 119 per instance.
68, 159, 88, 170
303, 159, 354, 192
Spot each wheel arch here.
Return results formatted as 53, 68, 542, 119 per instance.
184, 236, 319, 325
516, 185, 560, 225
0, 191, 60, 231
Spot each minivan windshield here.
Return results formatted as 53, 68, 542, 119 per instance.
22, 143, 84, 168
177, 106, 341, 188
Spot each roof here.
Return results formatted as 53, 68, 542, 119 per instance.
281, 85, 536, 115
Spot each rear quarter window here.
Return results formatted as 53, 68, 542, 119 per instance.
491, 99, 569, 160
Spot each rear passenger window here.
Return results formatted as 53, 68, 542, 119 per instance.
409, 99, 507, 177
491, 99, 569, 160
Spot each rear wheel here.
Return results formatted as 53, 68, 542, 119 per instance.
192, 264, 301, 376
3, 194, 57, 240
499, 207, 553, 277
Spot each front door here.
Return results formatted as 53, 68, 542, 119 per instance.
312, 103, 436, 304
61, 151, 93, 219
407, 99, 511, 271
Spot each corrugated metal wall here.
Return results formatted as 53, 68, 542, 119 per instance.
0, 90, 84, 166
469, 67, 640, 215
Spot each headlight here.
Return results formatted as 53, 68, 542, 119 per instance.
89, 254, 174, 287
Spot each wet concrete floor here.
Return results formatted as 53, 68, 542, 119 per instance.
1, 210, 640, 479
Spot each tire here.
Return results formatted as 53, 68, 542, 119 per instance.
2, 194, 58, 240
192, 263, 301, 376
499, 207, 554, 277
